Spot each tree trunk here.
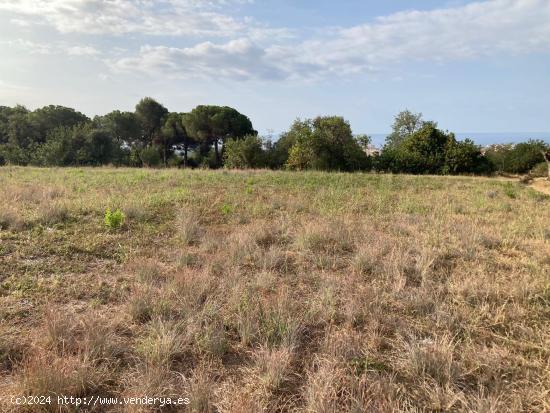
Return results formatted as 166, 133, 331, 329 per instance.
214, 139, 220, 166
183, 143, 188, 168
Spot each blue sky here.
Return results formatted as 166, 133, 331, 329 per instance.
0, 0, 549, 139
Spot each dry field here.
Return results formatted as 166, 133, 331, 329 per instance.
0, 167, 549, 412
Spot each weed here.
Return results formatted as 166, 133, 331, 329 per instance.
220, 202, 234, 215
104, 208, 125, 230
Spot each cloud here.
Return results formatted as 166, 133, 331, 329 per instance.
2, 38, 100, 56
323, 0, 550, 63
66, 45, 100, 56
109, 39, 287, 80
2, 0, 550, 81
107, 0, 550, 81
0, 0, 256, 37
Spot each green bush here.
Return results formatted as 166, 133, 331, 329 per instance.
283, 117, 369, 171
224, 135, 267, 169
140, 147, 161, 167
485, 140, 546, 174
104, 208, 125, 230
167, 154, 182, 168
530, 162, 548, 178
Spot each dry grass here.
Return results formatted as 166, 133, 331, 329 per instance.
0, 167, 549, 412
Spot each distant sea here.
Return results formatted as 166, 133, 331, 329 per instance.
369, 132, 550, 148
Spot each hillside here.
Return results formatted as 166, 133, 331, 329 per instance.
0, 167, 549, 412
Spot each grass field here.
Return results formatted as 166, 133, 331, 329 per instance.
0, 167, 549, 412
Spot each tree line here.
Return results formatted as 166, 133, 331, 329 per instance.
0, 99, 548, 176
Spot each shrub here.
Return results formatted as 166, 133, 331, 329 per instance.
140, 147, 162, 167
104, 208, 125, 230
224, 135, 267, 169
530, 162, 548, 178
485, 140, 546, 174
283, 117, 369, 171
167, 154, 182, 168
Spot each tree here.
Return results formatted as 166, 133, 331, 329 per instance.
485, 140, 547, 174
541, 149, 550, 180
356, 134, 371, 152
95, 111, 140, 145
283, 116, 369, 171
444, 138, 492, 174
379, 124, 451, 174
35, 124, 113, 166
135, 97, 168, 152
95, 111, 141, 165
224, 135, 267, 169
183, 105, 255, 167
285, 140, 315, 170
139, 146, 162, 168
505, 140, 546, 173
161, 113, 195, 167
1, 106, 39, 165
385, 110, 433, 148
29, 105, 89, 143
268, 120, 306, 168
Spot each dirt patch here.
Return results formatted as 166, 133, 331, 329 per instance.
529, 178, 550, 196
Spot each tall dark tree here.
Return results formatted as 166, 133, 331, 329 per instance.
95, 110, 141, 145
1, 106, 38, 165
183, 105, 255, 166
95, 110, 141, 165
135, 97, 168, 149
161, 113, 195, 167
29, 105, 90, 143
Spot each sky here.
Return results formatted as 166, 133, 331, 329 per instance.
0, 0, 549, 140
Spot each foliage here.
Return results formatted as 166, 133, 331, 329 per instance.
224, 135, 267, 169
376, 114, 491, 175
355, 134, 371, 151
485, 140, 547, 174
139, 147, 162, 167
385, 110, 432, 148
530, 162, 548, 178
285, 140, 316, 171
104, 208, 125, 230
183, 105, 256, 167
444, 138, 493, 174
135, 97, 168, 147
0, 101, 546, 176
161, 112, 195, 166
95, 110, 141, 146
283, 117, 369, 171
34, 124, 114, 166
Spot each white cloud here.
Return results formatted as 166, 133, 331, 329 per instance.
323, 0, 550, 63
0, 0, 255, 37
66, 45, 100, 56
2, 0, 550, 81
109, 39, 287, 80
107, 0, 550, 81
2, 38, 100, 56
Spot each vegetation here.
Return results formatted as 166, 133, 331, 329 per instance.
484, 140, 548, 174
1, 103, 547, 175
0, 167, 548, 412
375, 112, 494, 175
104, 208, 125, 230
